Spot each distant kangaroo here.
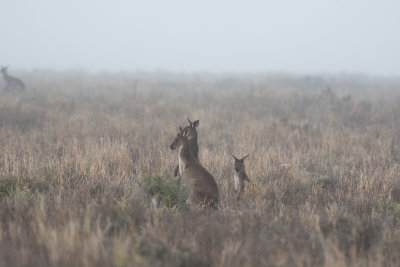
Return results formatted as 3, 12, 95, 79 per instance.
174, 118, 199, 181
170, 126, 219, 208
1, 66, 25, 92
231, 154, 251, 199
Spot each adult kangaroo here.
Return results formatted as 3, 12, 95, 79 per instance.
174, 118, 199, 181
1, 66, 25, 92
170, 126, 219, 208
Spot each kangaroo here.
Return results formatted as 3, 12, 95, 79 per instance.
231, 154, 251, 199
174, 118, 199, 180
170, 127, 219, 208
1, 66, 25, 92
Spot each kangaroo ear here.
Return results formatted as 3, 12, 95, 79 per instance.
241, 154, 250, 161
192, 120, 199, 128
187, 117, 192, 127
231, 154, 239, 161
179, 126, 183, 135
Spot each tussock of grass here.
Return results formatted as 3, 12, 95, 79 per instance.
139, 172, 189, 210
315, 176, 338, 190
0, 176, 48, 197
0, 176, 17, 197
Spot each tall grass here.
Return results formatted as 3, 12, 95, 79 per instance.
0, 72, 400, 266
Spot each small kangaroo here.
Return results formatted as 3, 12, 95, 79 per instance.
231, 154, 251, 198
174, 118, 199, 180
170, 127, 219, 208
1, 66, 25, 92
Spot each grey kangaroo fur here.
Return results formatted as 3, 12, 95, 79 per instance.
231, 154, 251, 199
170, 126, 219, 208
174, 118, 199, 181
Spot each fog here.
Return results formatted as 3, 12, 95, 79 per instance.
1, 0, 399, 75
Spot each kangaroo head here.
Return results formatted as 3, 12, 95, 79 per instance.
182, 117, 199, 141
170, 126, 188, 150
231, 154, 249, 172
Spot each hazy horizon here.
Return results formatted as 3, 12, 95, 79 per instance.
1, 0, 399, 76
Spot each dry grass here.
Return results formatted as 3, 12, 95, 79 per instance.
1, 72, 400, 266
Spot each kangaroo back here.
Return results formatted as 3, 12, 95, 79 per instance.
184, 162, 219, 207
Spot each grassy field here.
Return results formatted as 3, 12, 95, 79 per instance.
1, 72, 400, 266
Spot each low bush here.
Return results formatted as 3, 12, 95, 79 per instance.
0, 176, 48, 197
139, 172, 189, 210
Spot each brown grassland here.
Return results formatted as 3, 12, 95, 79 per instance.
1, 72, 400, 266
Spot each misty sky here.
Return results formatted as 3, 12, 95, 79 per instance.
1, 0, 399, 75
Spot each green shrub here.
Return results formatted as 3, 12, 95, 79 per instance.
139, 172, 189, 210
0, 176, 18, 197
0, 176, 48, 197
315, 176, 338, 190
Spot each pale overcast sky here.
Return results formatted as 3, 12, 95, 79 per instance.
1, 0, 399, 75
